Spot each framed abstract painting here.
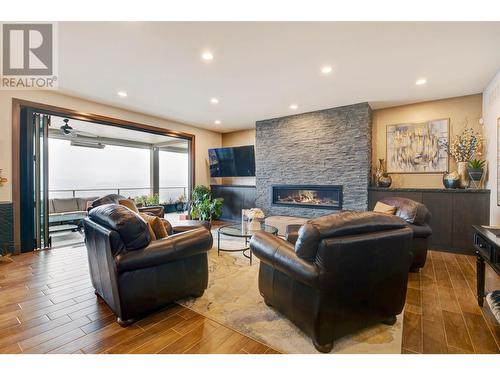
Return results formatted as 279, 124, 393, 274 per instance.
386, 118, 449, 174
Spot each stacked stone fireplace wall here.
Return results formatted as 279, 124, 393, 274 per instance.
255, 102, 372, 218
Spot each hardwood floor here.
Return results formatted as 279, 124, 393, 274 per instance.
0, 245, 277, 354
1, 245, 500, 354
402, 250, 500, 354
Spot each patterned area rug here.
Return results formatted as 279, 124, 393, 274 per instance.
177, 233, 403, 354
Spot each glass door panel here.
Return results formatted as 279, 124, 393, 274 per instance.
33, 113, 50, 249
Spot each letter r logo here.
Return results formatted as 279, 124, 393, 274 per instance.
2, 24, 53, 75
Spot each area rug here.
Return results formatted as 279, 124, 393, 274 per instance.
177, 233, 404, 354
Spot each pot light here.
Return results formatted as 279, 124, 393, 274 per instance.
210, 97, 219, 104
117, 91, 127, 97
415, 78, 427, 86
321, 65, 333, 74
201, 51, 214, 61
214, 120, 221, 125
289, 104, 298, 110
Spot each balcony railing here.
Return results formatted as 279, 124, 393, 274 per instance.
49, 186, 188, 203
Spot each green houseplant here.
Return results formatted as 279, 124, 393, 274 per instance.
190, 185, 223, 221
134, 193, 160, 208
467, 159, 486, 182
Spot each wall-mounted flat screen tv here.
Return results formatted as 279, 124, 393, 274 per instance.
208, 145, 255, 177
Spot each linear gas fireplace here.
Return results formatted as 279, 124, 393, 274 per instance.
272, 185, 343, 210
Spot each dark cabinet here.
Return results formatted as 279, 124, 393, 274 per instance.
368, 188, 490, 254
211, 185, 256, 222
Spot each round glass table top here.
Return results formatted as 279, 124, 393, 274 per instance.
218, 223, 278, 238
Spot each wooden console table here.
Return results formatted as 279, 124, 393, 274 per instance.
472, 225, 500, 306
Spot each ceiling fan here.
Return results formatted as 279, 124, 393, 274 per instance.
60, 118, 98, 138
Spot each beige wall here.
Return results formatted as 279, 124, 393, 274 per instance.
221, 129, 255, 147
0, 91, 222, 202
372, 94, 483, 188
484, 70, 500, 225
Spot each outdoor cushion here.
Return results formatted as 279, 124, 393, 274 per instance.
77, 197, 99, 211
52, 198, 79, 213
48, 199, 55, 214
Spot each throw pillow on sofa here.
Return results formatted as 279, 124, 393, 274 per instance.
119, 198, 140, 213
373, 201, 397, 215
139, 213, 168, 240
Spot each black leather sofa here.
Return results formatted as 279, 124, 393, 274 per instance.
84, 204, 213, 325
250, 211, 413, 353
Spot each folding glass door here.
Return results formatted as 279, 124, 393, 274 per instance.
19, 109, 50, 251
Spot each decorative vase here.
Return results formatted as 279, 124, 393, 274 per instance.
375, 159, 385, 187
378, 173, 392, 188
457, 161, 469, 189
248, 219, 261, 231
442, 172, 460, 189
467, 168, 484, 182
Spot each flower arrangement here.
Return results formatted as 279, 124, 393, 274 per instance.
441, 127, 482, 162
247, 208, 265, 220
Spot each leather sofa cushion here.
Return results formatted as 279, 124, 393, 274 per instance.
295, 211, 407, 260
52, 198, 79, 213
89, 204, 151, 250
379, 197, 429, 225
90, 194, 126, 209
408, 222, 432, 238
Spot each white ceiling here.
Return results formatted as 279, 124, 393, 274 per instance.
58, 22, 500, 133
50, 116, 188, 147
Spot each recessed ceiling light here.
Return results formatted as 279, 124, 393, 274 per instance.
210, 97, 219, 104
321, 66, 333, 74
415, 78, 427, 86
214, 120, 221, 125
289, 104, 298, 110
201, 51, 214, 61
117, 91, 127, 97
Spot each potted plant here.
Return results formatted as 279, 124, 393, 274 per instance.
440, 127, 483, 188
467, 159, 486, 182
134, 193, 160, 208
190, 185, 223, 222
162, 198, 177, 213
175, 194, 187, 213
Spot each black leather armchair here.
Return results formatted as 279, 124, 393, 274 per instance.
378, 197, 432, 272
250, 211, 413, 353
84, 204, 212, 325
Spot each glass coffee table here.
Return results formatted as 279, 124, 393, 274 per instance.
217, 223, 278, 265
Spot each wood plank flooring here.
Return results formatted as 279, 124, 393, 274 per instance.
0, 245, 277, 354
402, 251, 500, 354
1, 245, 500, 354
